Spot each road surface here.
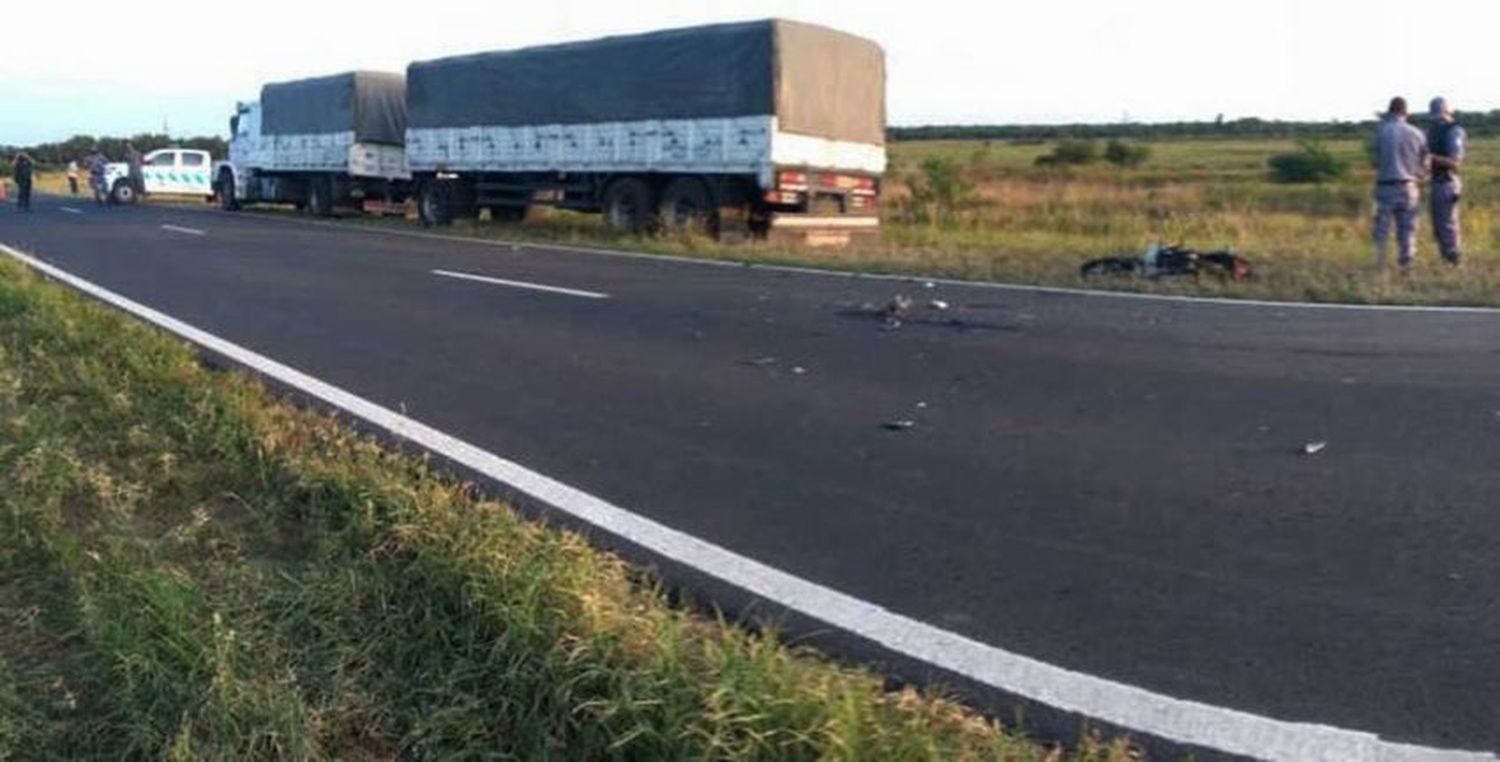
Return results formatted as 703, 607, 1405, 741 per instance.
3, 196, 1496, 758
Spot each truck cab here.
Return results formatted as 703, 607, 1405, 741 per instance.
105, 149, 215, 204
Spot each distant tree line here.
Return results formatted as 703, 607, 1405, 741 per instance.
888, 111, 1500, 142
1, 134, 228, 176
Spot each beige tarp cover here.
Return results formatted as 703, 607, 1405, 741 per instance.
407, 19, 886, 146
774, 21, 886, 146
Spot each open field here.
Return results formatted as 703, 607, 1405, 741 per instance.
0, 255, 1138, 758
23, 134, 1500, 306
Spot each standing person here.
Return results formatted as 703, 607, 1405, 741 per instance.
66, 159, 80, 195
87, 148, 109, 207
123, 141, 144, 198
11, 152, 34, 212
1371, 97, 1429, 271
1427, 97, 1466, 266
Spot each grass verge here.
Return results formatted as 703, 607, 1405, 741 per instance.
0, 255, 1134, 759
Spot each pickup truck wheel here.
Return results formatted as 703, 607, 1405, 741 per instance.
602, 178, 656, 234
306, 177, 334, 218
217, 171, 239, 211
418, 180, 454, 227
658, 177, 717, 236
110, 179, 137, 206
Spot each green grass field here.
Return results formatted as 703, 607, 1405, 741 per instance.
329, 136, 1500, 307
0, 255, 1138, 759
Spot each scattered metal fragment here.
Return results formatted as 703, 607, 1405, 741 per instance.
1301, 441, 1328, 456
929, 299, 950, 311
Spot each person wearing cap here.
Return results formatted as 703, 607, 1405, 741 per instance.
1426, 97, 1466, 265
1371, 97, 1429, 270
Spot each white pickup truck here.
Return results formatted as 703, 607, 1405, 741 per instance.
105, 148, 216, 204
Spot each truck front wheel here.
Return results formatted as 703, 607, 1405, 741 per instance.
217, 170, 239, 211
602, 178, 656, 235
418, 180, 454, 227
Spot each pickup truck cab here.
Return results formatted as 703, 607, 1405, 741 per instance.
105, 148, 215, 204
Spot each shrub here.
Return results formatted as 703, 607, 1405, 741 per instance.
1035, 140, 1100, 167
1103, 139, 1151, 167
1268, 141, 1349, 183
906, 156, 975, 223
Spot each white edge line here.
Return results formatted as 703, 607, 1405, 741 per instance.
168, 204, 1500, 316
431, 268, 609, 299
3, 242, 1490, 762
160, 224, 207, 236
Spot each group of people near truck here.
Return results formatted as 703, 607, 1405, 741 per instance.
1371, 96, 1467, 270
7, 142, 145, 211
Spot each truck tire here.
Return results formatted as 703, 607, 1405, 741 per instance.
602, 178, 656, 234
110, 179, 137, 206
418, 180, 454, 227
217, 170, 239, 211
658, 177, 717, 236
306, 177, 334, 218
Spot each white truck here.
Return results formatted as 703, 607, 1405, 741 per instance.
215, 71, 410, 216
104, 148, 215, 205
406, 19, 887, 244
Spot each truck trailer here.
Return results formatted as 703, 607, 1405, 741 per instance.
216, 71, 410, 216
406, 20, 887, 244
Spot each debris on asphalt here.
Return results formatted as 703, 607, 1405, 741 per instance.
883, 419, 916, 432
741, 356, 778, 367
928, 299, 950, 311
791, 366, 807, 375
883, 294, 914, 320
922, 281, 936, 289
1301, 441, 1328, 456
915, 401, 929, 409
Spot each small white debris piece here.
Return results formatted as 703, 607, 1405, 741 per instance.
1301, 441, 1328, 456
791, 366, 807, 375
916, 401, 929, 409
929, 299, 950, 311
883, 420, 916, 432
922, 281, 937, 289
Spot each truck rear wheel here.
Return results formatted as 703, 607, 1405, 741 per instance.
418, 180, 454, 227
217, 170, 239, 211
658, 177, 718, 237
306, 177, 334, 218
110, 179, 137, 206
602, 178, 656, 235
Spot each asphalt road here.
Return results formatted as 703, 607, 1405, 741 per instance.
3, 195, 1497, 755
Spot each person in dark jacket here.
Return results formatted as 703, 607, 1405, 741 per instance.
86, 148, 109, 207
123, 141, 144, 197
11, 152, 34, 212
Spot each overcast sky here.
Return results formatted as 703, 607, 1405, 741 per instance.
3, 0, 1497, 144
